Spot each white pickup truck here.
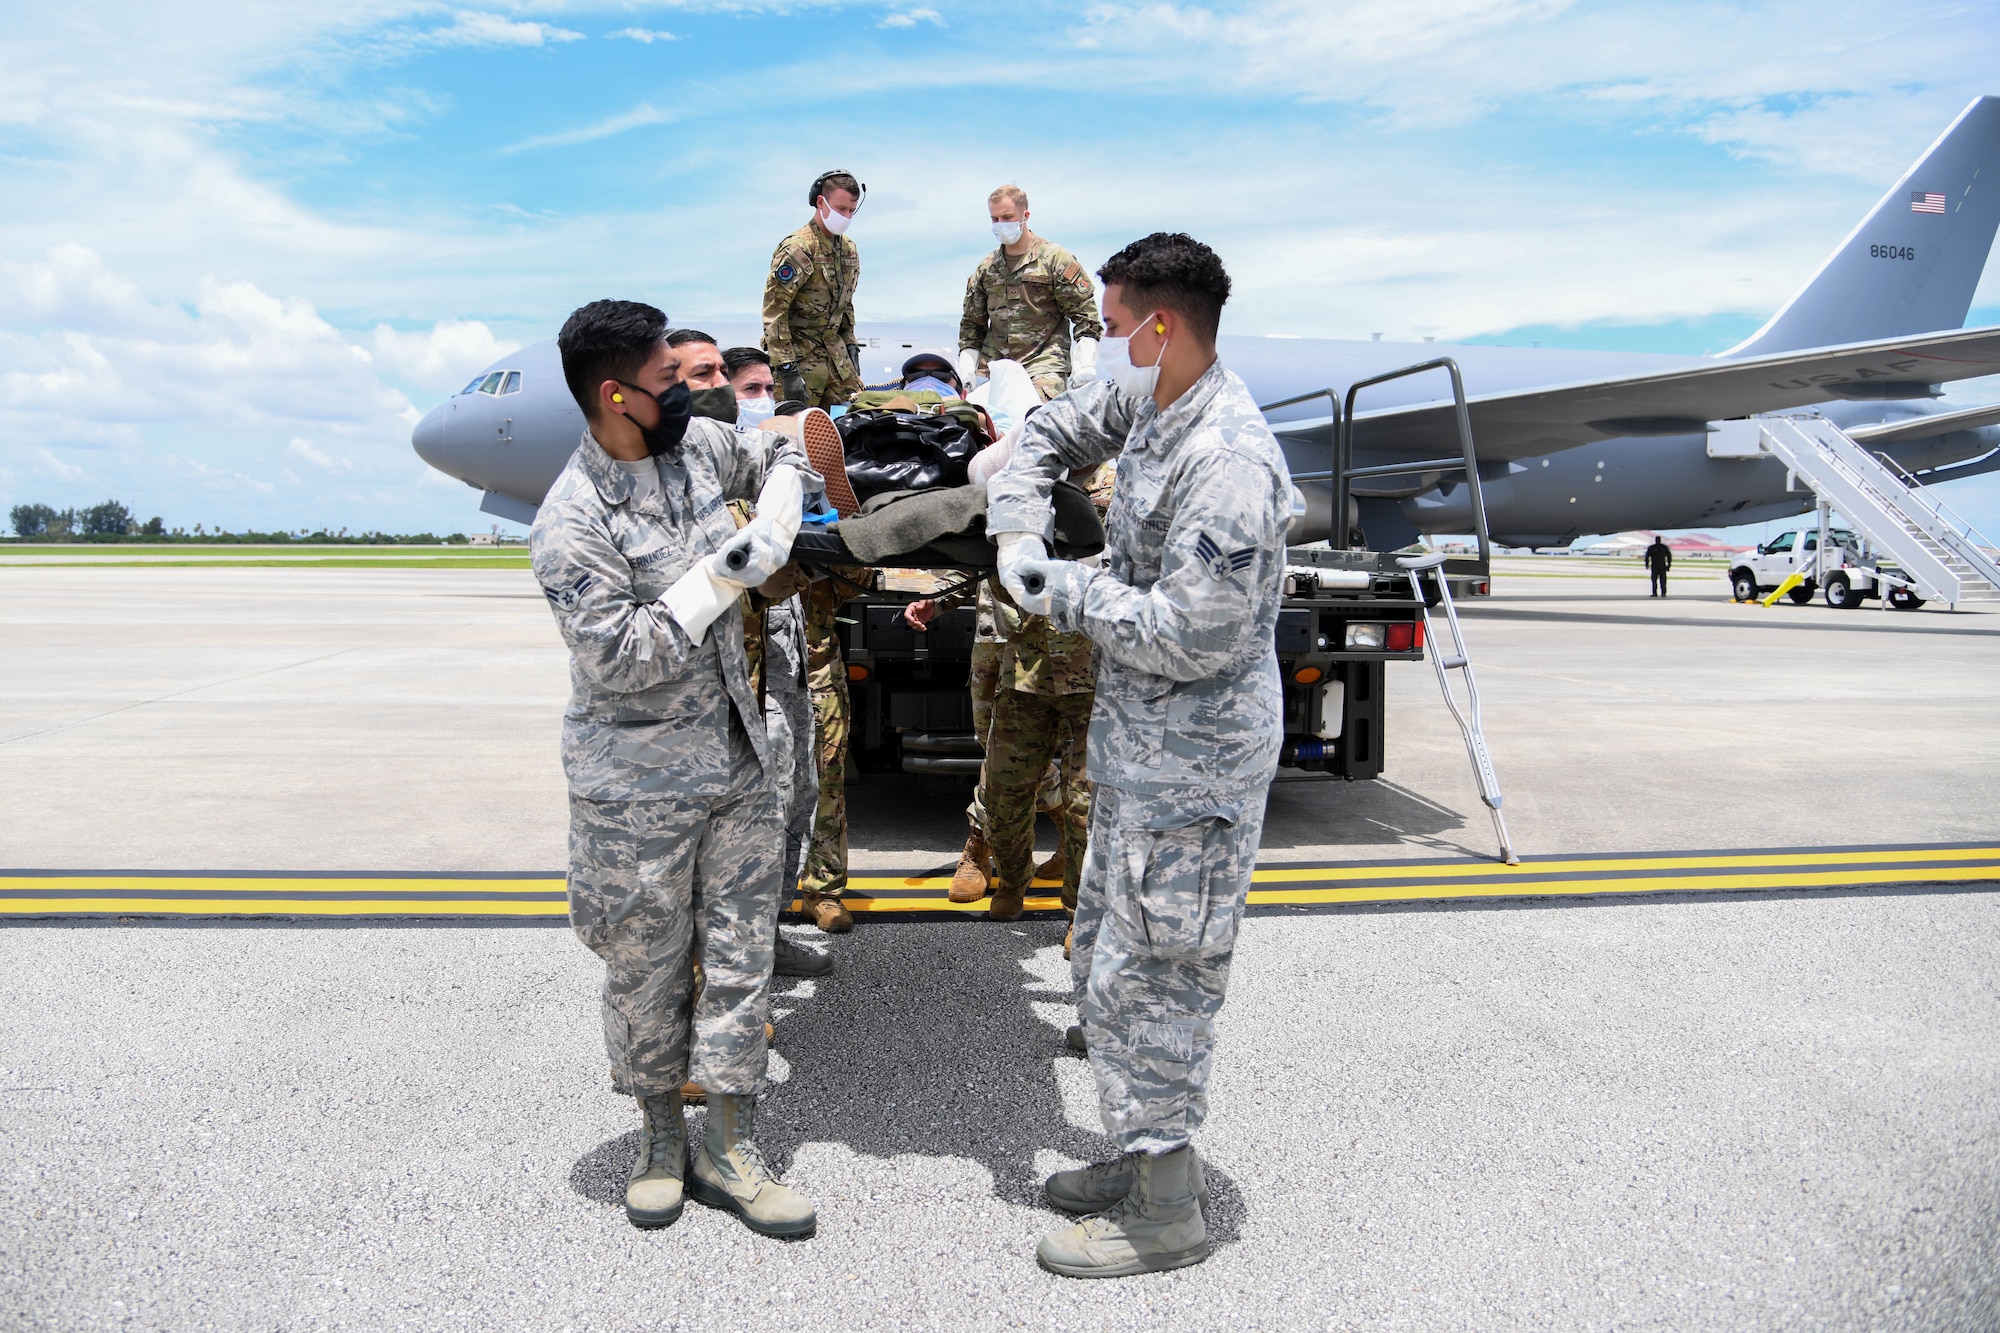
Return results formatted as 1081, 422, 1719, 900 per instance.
1728, 525, 1925, 610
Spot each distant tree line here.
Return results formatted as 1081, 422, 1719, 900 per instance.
6, 500, 469, 545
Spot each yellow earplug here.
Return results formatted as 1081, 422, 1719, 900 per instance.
612, 392, 624, 403
1155, 321, 1166, 334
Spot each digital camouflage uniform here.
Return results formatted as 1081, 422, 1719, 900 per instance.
530, 418, 819, 1098
801, 566, 872, 902
976, 463, 1115, 910
987, 363, 1290, 1154
960, 238, 1104, 401
763, 220, 861, 409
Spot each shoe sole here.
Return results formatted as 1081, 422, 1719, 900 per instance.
624, 1197, 685, 1229
685, 1171, 818, 1240
1036, 1241, 1209, 1279
799, 409, 861, 517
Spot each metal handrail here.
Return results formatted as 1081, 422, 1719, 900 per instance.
1339, 358, 1490, 567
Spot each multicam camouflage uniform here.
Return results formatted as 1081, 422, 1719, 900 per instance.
960, 238, 1104, 401
530, 418, 820, 1097
763, 220, 861, 409
801, 566, 872, 903
727, 499, 816, 893
986, 364, 1290, 1153
976, 463, 1115, 910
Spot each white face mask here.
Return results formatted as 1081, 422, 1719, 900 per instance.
991, 219, 1024, 246
818, 200, 853, 236
737, 395, 776, 427
1096, 314, 1168, 398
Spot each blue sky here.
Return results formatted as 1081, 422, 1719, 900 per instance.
4, 0, 2000, 538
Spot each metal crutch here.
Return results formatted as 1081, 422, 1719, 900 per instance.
1397, 552, 1518, 865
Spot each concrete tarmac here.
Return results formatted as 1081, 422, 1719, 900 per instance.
3, 558, 1997, 1329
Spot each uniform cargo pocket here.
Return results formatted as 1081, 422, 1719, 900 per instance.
1132, 818, 1240, 959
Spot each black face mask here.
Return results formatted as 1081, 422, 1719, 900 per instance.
689, 385, 741, 425
620, 380, 693, 457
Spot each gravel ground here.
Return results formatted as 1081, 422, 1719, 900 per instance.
5, 888, 1997, 1331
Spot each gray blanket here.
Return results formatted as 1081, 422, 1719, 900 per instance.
831, 479, 1103, 565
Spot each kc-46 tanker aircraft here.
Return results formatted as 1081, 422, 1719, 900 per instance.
414, 96, 2000, 552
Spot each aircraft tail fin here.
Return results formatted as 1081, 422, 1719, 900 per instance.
1726, 96, 2000, 359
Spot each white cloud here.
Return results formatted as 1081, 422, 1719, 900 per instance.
880, 8, 944, 27
369, 318, 510, 391
425, 12, 584, 48
502, 101, 674, 152
33, 447, 85, 482
163, 454, 277, 496
608, 27, 679, 43
288, 437, 352, 472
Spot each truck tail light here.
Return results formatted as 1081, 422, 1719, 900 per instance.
1344, 623, 1386, 649
847, 663, 871, 682
1385, 621, 1423, 652
1292, 666, 1323, 684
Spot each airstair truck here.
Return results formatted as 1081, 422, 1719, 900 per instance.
1712, 414, 2000, 610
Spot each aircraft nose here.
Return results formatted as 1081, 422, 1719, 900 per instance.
411, 404, 455, 474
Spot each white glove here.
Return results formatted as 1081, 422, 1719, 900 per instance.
662, 522, 787, 645
956, 348, 981, 393
1012, 555, 1094, 618
715, 518, 788, 588
1068, 337, 1098, 388
994, 530, 1048, 607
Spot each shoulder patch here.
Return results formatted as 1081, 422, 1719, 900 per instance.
1194, 532, 1259, 581
775, 261, 799, 284
1062, 261, 1083, 282
541, 570, 593, 612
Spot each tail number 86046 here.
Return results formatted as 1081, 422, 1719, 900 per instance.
1871, 243, 1916, 260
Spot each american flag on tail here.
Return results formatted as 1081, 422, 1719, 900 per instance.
1910, 191, 1947, 214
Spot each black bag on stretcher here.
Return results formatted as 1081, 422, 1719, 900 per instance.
794, 408, 1104, 571
835, 410, 981, 503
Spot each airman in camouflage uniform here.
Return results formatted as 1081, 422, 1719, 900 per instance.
763, 174, 862, 410
988, 235, 1289, 1277
960, 188, 1103, 401
532, 410, 822, 1103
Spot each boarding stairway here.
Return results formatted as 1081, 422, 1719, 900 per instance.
1755, 414, 2000, 606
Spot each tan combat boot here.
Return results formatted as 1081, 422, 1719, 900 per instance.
948, 831, 994, 904
1033, 849, 1067, 885
1044, 1148, 1208, 1216
987, 885, 1026, 921
686, 1092, 817, 1239
624, 1091, 687, 1229
1036, 1145, 1207, 1278
804, 897, 852, 933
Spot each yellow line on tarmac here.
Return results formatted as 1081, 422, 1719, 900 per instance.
0, 875, 563, 894
1245, 863, 2000, 906
4, 848, 1994, 918
0, 897, 565, 916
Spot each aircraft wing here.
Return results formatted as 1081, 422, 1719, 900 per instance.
1847, 400, 2000, 444
1297, 325, 2000, 461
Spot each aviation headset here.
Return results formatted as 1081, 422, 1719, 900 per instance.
808, 170, 867, 208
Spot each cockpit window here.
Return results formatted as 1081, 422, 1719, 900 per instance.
477, 372, 505, 395
459, 375, 486, 395
501, 371, 521, 394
